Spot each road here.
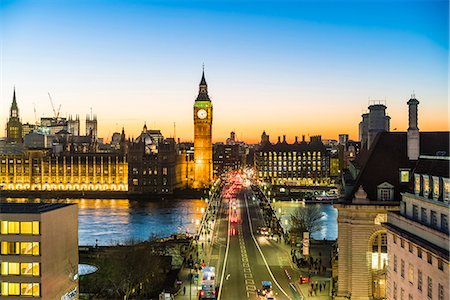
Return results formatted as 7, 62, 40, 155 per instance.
215, 186, 302, 300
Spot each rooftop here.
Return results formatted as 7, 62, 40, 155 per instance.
0, 202, 74, 214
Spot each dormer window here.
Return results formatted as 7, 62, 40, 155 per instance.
414, 174, 421, 195
423, 176, 430, 198
377, 182, 394, 201
432, 176, 440, 200
444, 178, 450, 202
399, 169, 410, 183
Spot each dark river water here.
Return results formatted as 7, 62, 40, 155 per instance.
2, 198, 337, 245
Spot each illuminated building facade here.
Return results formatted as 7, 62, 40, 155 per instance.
255, 134, 333, 187
6, 89, 23, 144
0, 203, 78, 299
384, 156, 449, 300
334, 96, 449, 300
213, 143, 244, 178
193, 70, 213, 188
0, 150, 127, 192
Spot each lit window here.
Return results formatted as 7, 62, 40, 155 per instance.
0, 221, 7, 234
401, 259, 405, 278
400, 170, 410, 183
8, 221, 20, 234
20, 222, 33, 234
439, 284, 444, 300
20, 262, 40, 276
408, 263, 414, 284
32, 221, 39, 235
8, 282, 20, 295
1, 241, 19, 255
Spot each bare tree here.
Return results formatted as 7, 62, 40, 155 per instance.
289, 205, 324, 238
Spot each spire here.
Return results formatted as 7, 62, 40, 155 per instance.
200, 64, 207, 86
196, 66, 210, 101
11, 87, 18, 109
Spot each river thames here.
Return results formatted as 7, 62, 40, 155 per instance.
2, 198, 337, 245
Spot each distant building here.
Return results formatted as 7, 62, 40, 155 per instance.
67, 115, 80, 136
213, 143, 244, 177
255, 134, 334, 189
334, 95, 449, 300
6, 88, 23, 144
359, 102, 391, 149
0, 203, 78, 299
0, 150, 127, 192
127, 137, 178, 195
85, 114, 97, 138
384, 155, 449, 300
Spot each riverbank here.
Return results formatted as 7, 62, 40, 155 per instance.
0, 188, 209, 200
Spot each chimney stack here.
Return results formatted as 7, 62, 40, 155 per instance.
295, 136, 298, 143
282, 135, 286, 143
277, 136, 281, 143
407, 95, 420, 160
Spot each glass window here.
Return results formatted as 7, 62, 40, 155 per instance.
427, 276, 432, 299
438, 259, 443, 271
1, 282, 7, 296
394, 282, 398, 300
20, 222, 33, 234
421, 208, 427, 224
408, 263, 414, 284
394, 255, 398, 272
32, 283, 40, 297
1, 241, 19, 255
21, 262, 40, 276
401, 259, 405, 278
418, 247, 422, 258
8, 262, 20, 275
1, 221, 8, 234
1, 262, 8, 275
413, 205, 419, 220
8, 221, 19, 234
8, 283, 20, 296
418, 270, 422, 291
400, 170, 409, 182
427, 252, 432, 265
21, 283, 33, 296
441, 214, 448, 233
409, 242, 413, 253
439, 284, 444, 300
431, 211, 438, 228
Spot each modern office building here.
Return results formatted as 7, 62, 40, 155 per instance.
0, 203, 78, 299
384, 155, 449, 300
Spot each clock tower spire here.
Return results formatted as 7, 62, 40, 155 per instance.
193, 67, 213, 189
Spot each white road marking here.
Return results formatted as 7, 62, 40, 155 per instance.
244, 192, 292, 300
217, 203, 232, 300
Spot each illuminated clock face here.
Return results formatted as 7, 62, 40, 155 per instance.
197, 109, 207, 119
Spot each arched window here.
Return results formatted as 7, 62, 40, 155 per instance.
371, 232, 387, 300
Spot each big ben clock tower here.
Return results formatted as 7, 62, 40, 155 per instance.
193, 68, 213, 188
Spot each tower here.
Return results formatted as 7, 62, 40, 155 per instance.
6, 88, 23, 143
407, 94, 420, 160
193, 68, 213, 188
67, 115, 80, 136
85, 113, 97, 138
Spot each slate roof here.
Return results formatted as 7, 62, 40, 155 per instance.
414, 157, 449, 178
0, 202, 73, 214
258, 139, 327, 153
345, 131, 449, 202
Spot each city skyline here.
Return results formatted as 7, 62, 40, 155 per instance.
1, 0, 448, 143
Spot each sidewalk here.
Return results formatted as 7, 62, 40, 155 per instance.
174, 184, 222, 300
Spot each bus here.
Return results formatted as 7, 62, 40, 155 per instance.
200, 266, 216, 299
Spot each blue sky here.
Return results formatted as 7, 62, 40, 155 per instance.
1, 0, 448, 142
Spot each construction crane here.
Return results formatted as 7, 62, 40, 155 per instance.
48, 92, 62, 121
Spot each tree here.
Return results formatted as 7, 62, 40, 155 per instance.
289, 205, 324, 241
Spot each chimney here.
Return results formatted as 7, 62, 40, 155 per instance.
302, 135, 305, 142
407, 95, 420, 160
295, 136, 298, 143
277, 136, 281, 143
282, 135, 286, 143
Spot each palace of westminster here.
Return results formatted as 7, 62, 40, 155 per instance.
1, 71, 339, 196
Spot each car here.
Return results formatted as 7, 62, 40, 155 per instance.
257, 281, 273, 297
257, 226, 270, 236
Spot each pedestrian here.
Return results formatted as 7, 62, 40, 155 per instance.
319, 282, 322, 293
299, 274, 303, 284
314, 281, 319, 296
183, 286, 186, 295
308, 285, 313, 296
